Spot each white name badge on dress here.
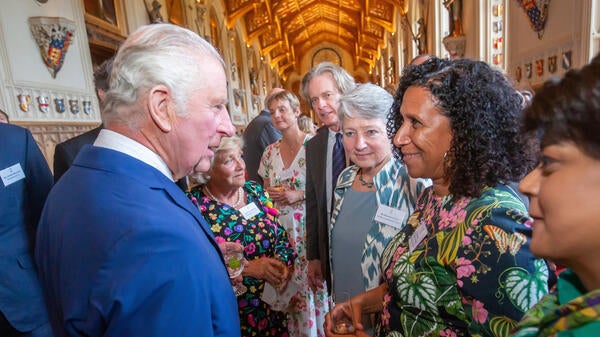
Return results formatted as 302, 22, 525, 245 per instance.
374, 204, 407, 229
408, 221, 428, 253
239, 201, 261, 219
0, 163, 25, 187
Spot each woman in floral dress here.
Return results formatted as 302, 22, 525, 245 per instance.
188, 136, 296, 337
259, 90, 328, 337
325, 57, 550, 337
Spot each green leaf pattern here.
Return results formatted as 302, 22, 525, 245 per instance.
377, 185, 549, 337
501, 260, 549, 312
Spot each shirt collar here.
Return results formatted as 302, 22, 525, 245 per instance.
94, 129, 174, 181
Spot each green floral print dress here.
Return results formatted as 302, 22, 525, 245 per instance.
377, 185, 549, 337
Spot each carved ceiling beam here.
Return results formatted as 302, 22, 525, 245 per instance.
270, 52, 289, 66
278, 62, 293, 75
359, 55, 375, 67
295, 32, 353, 53
225, 2, 256, 29
247, 25, 272, 42
366, 15, 395, 32
260, 40, 282, 56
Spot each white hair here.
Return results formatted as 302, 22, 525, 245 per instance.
191, 136, 244, 185
102, 24, 224, 129
337, 83, 393, 128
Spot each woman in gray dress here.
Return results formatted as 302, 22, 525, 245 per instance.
328, 83, 428, 304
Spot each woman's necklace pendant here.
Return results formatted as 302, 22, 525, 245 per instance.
358, 171, 374, 188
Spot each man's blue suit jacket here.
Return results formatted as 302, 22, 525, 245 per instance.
0, 123, 53, 333
35, 145, 241, 337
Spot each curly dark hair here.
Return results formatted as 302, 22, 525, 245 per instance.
387, 57, 537, 198
523, 53, 600, 159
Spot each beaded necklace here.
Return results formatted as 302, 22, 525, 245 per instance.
358, 170, 375, 188
204, 185, 244, 208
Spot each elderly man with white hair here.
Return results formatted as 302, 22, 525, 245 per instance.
35, 24, 239, 337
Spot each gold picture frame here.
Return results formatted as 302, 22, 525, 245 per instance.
83, 0, 126, 37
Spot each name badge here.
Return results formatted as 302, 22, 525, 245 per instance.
239, 201, 261, 219
408, 221, 428, 253
0, 163, 25, 187
374, 204, 407, 229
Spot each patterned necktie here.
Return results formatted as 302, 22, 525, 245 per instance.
332, 132, 346, 194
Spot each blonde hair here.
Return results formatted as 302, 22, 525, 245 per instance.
297, 114, 316, 134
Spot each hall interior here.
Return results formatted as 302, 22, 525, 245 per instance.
0, 0, 598, 168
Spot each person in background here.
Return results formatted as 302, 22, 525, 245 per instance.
53, 58, 111, 182
329, 83, 428, 305
0, 123, 53, 337
188, 136, 296, 337
243, 88, 283, 185
325, 57, 549, 337
35, 24, 239, 337
301, 62, 356, 293
512, 54, 600, 336
298, 114, 317, 136
0, 109, 9, 123
409, 54, 434, 66
259, 90, 328, 336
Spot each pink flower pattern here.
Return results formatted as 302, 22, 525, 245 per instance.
440, 329, 457, 337
377, 186, 545, 337
472, 299, 489, 324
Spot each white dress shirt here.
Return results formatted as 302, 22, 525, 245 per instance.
94, 129, 174, 181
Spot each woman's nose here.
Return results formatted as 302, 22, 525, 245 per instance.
393, 125, 410, 148
355, 135, 367, 149
519, 165, 541, 198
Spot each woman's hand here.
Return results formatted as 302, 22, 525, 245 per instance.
308, 259, 325, 291
266, 187, 304, 205
244, 257, 288, 287
324, 284, 388, 337
324, 297, 368, 337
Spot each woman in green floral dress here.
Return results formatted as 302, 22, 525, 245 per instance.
188, 136, 296, 337
513, 54, 600, 336
324, 57, 550, 337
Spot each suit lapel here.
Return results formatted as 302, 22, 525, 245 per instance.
76, 147, 225, 263
313, 128, 328, 192
161, 182, 225, 263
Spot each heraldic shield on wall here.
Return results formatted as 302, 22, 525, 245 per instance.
28, 17, 75, 79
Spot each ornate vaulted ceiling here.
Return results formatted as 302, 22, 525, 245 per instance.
223, 0, 407, 78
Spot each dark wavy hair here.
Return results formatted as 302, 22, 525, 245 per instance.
387, 57, 537, 198
523, 53, 600, 159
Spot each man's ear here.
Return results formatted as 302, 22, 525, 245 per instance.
147, 85, 175, 132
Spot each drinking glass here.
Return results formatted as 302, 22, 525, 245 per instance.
222, 243, 247, 296
329, 292, 355, 335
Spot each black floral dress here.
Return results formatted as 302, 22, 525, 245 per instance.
188, 181, 296, 337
